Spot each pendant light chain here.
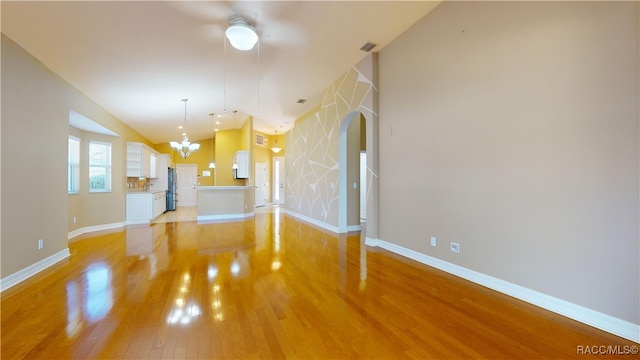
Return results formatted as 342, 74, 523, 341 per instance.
223, 36, 227, 115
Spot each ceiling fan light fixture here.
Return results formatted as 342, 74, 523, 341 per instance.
226, 17, 258, 51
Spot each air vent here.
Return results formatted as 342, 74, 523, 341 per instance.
360, 41, 377, 52
256, 133, 266, 146
296, 99, 307, 104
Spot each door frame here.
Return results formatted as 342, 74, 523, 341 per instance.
255, 162, 267, 207
175, 164, 198, 207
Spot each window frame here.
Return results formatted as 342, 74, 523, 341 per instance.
88, 140, 112, 193
68, 136, 81, 194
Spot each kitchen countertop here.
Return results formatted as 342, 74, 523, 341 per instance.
127, 190, 166, 194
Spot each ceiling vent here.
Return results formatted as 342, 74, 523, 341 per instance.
296, 99, 307, 104
360, 41, 377, 52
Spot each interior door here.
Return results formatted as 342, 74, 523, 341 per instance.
255, 162, 267, 207
273, 156, 285, 205
176, 164, 198, 207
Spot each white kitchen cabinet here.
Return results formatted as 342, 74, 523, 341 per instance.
126, 191, 165, 224
234, 150, 249, 179
127, 143, 143, 177
150, 154, 169, 191
127, 142, 158, 178
152, 191, 166, 219
149, 152, 157, 178
126, 193, 152, 224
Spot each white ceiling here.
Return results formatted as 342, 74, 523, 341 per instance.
2, 1, 440, 144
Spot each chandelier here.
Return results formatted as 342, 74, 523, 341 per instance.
170, 99, 200, 159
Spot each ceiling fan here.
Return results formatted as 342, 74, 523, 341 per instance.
167, 1, 308, 50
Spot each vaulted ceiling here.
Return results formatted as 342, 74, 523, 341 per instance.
2, 1, 440, 144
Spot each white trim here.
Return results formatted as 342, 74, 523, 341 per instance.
281, 209, 341, 233
368, 238, 640, 343
1, 249, 71, 292
364, 237, 378, 247
125, 219, 150, 226
197, 212, 254, 223
347, 225, 362, 232
68, 222, 126, 239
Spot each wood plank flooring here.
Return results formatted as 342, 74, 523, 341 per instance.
1, 207, 636, 359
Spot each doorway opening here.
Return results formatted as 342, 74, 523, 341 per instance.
273, 156, 285, 205
338, 112, 366, 233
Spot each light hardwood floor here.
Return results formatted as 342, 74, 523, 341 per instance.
1, 207, 635, 359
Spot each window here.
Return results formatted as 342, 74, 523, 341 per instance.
89, 141, 111, 192
68, 136, 80, 194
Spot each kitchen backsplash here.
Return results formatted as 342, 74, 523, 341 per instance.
127, 177, 150, 192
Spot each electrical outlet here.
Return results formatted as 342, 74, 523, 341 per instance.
73, 216, 77, 224
450, 242, 460, 253
430, 237, 437, 247
38, 239, 44, 250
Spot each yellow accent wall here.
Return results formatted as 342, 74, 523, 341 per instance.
155, 138, 216, 186
214, 129, 244, 186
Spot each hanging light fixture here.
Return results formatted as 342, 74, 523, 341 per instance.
208, 113, 216, 169
169, 99, 200, 159
225, 16, 258, 51
271, 131, 282, 153
232, 110, 239, 170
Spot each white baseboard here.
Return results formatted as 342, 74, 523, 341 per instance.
125, 219, 150, 226
1, 248, 70, 292
68, 222, 126, 239
367, 238, 640, 343
197, 212, 254, 223
281, 209, 340, 233
347, 225, 362, 232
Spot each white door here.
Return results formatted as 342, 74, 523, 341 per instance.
176, 164, 198, 207
255, 162, 267, 207
273, 156, 285, 205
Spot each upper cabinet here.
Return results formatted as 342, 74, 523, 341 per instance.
150, 154, 170, 191
127, 142, 159, 178
234, 150, 249, 179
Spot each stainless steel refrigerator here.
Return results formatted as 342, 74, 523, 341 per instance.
166, 168, 177, 211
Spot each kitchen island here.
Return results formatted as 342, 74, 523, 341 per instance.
197, 186, 255, 222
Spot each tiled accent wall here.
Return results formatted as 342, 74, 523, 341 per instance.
285, 55, 378, 232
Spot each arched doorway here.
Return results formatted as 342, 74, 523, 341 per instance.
338, 111, 377, 241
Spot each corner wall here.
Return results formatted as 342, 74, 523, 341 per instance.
377, 1, 639, 332
1, 34, 153, 284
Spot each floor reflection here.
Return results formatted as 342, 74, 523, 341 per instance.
166, 272, 201, 326
125, 223, 170, 280
64, 262, 113, 338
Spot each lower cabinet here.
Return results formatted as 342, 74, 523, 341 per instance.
152, 191, 166, 219
126, 191, 166, 224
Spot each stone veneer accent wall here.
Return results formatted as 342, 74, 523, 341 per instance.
285, 55, 378, 235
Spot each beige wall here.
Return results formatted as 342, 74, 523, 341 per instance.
1, 35, 152, 278
68, 128, 125, 233
378, 1, 638, 324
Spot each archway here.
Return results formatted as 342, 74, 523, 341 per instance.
338, 111, 377, 241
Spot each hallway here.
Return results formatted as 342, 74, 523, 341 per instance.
1, 209, 633, 359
